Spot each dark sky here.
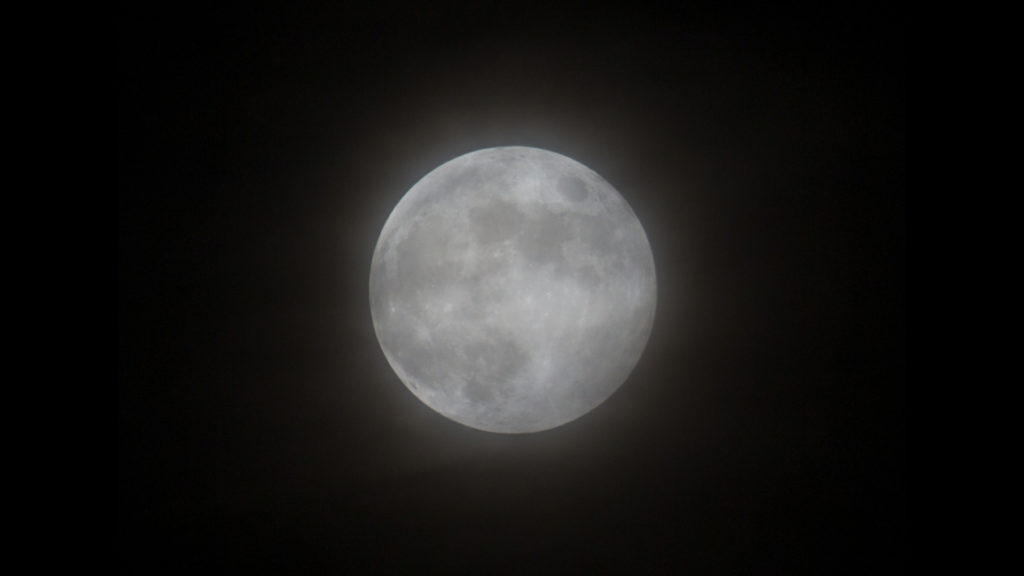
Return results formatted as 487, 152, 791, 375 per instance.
118, 2, 905, 573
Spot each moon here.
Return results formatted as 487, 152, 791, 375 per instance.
369, 146, 656, 433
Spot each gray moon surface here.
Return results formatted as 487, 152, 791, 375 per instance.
369, 146, 656, 433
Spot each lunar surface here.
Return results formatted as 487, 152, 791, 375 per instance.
369, 147, 656, 433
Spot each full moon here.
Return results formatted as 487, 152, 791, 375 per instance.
369, 147, 656, 433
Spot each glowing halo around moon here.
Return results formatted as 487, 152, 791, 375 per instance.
369, 146, 656, 433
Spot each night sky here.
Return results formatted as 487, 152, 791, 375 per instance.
118, 3, 905, 573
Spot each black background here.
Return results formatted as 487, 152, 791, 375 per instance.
118, 2, 905, 573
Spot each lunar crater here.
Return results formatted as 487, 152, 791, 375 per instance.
558, 175, 589, 201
